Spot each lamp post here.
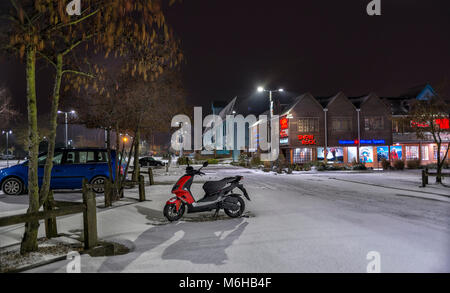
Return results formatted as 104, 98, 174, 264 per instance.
257, 87, 284, 169
257, 87, 284, 142
2, 130, 12, 167
57, 110, 76, 148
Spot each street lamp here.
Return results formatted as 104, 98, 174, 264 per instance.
58, 110, 76, 148
257, 87, 284, 169
2, 130, 13, 167
256, 87, 284, 118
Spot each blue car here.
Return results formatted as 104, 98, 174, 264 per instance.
0, 148, 123, 195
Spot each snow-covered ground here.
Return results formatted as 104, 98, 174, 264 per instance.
0, 165, 449, 273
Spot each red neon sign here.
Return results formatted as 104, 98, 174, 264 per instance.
280, 117, 289, 130
280, 129, 289, 138
298, 135, 316, 145
436, 119, 450, 129
411, 119, 450, 129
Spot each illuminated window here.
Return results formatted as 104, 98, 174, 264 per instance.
364, 116, 384, 131
405, 146, 419, 160
433, 145, 448, 160
293, 148, 313, 163
421, 146, 429, 161
298, 118, 319, 133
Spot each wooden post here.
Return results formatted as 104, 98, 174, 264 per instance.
148, 168, 154, 186
104, 179, 112, 208
139, 175, 146, 202
82, 179, 98, 250
44, 190, 58, 238
425, 168, 429, 185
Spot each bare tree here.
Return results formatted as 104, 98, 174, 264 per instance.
0, 85, 17, 127
407, 90, 450, 183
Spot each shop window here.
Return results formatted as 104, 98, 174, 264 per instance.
405, 146, 419, 160
331, 117, 352, 132
364, 116, 384, 131
433, 145, 449, 160
347, 147, 358, 163
421, 146, 429, 161
293, 148, 312, 164
298, 118, 319, 133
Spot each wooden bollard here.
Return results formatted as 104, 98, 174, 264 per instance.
139, 175, 146, 202
82, 179, 98, 250
148, 168, 154, 186
44, 190, 58, 238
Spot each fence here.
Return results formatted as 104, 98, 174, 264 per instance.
421, 168, 450, 187
0, 179, 98, 249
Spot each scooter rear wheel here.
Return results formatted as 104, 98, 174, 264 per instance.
164, 203, 185, 222
224, 196, 245, 218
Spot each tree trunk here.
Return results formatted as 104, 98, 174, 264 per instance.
132, 129, 140, 182
39, 54, 63, 206
106, 127, 115, 205
114, 124, 121, 200
436, 142, 442, 183
20, 47, 40, 254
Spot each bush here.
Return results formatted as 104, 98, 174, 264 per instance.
393, 160, 405, 170
177, 157, 192, 165
406, 159, 421, 169
250, 156, 261, 167
352, 163, 367, 171
207, 159, 219, 165
381, 159, 391, 170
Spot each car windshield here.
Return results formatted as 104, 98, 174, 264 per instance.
38, 152, 63, 166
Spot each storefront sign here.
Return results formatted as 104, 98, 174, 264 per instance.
411, 119, 450, 129
339, 139, 385, 145
280, 117, 289, 130
280, 129, 289, 138
298, 135, 316, 145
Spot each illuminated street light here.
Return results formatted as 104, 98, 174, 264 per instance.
1, 130, 13, 167
58, 110, 76, 148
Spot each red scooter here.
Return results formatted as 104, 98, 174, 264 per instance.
163, 162, 251, 222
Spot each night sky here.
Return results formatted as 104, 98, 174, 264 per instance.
1, 0, 450, 116
166, 0, 450, 114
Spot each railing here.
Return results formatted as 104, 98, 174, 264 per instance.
422, 168, 450, 187
0, 179, 98, 250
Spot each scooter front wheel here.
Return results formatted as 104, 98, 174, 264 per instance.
164, 203, 185, 222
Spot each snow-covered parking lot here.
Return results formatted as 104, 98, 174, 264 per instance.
1, 165, 449, 273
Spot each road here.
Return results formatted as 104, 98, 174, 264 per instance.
3, 165, 449, 273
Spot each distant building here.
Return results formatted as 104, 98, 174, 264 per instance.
249, 85, 449, 168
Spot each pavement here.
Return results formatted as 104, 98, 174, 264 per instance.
0, 165, 449, 273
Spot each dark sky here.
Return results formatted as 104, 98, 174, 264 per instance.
1, 0, 450, 116
165, 0, 450, 114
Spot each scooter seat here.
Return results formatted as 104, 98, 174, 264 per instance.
203, 177, 236, 195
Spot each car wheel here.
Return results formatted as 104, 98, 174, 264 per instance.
90, 176, 107, 194
2, 178, 24, 196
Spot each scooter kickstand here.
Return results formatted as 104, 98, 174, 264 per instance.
213, 208, 220, 219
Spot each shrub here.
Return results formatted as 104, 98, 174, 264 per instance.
250, 156, 261, 167
177, 157, 192, 165
393, 160, 405, 170
207, 159, 219, 165
352, 163, 367, 171
381, 159, 391, 170
406, 159, 421, 169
